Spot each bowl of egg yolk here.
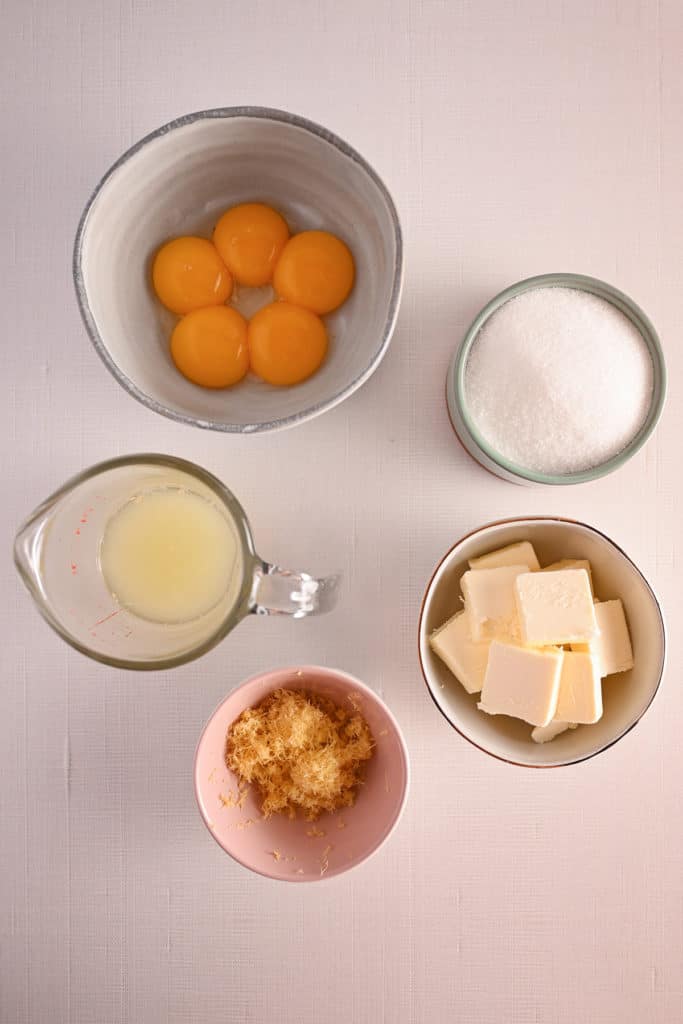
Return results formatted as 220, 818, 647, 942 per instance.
74, 107, 403, 433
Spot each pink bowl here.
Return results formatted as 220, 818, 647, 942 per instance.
194, 666, 410, 882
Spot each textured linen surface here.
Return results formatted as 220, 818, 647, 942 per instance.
2, 1, 682, 1021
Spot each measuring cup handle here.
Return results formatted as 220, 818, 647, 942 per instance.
250, 562, 341, 617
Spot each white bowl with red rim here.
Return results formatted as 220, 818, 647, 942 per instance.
418, 517, 666, 768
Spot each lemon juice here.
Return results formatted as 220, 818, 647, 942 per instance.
100, 487, 239, 624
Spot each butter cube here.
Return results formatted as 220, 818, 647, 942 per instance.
461, 564, 528, 642
542, 558, 594, 596
469, 541, 540, 572
555, 651, 602, 723
571, 599, 634, 676
429, 611, 489, 694
514, 569, 598, 647
477, 641, 563, 727
531, 720, 576, 744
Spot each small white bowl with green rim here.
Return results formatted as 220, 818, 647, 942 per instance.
446, 273, 666, 486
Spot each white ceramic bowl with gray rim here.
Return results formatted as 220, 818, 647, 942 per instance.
418, 516, 666, 768
446, 273, 667, 485
73, 107, 403, 433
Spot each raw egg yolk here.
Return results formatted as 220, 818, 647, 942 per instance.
170, 306, 249, 388
152, 237, 232, 315
213, 203, 290, 287
273, 230, 355, 314
248, 302, 328, 386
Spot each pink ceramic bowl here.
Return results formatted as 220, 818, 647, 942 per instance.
194, 666, 410, 882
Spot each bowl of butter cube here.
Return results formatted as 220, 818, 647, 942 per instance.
418, 517, 666, 767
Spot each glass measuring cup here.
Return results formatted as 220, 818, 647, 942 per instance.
13, 454, 340, 670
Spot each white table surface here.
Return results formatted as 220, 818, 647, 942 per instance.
3, 1, 682, 1021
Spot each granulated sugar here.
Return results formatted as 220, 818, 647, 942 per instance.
464, 287, 654, 475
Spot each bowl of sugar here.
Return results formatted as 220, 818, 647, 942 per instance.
447, 273, 666, 485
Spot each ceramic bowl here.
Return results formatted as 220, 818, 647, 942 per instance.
446, 273, 666, 485
418, 517, 666, 768
74, 107, 403, 433
194, 666, 409, 881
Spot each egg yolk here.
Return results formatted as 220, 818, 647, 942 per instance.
152, 237, 232, 315
248, 302, 328, 386
273, 230, 355, 314
213, 203, 290, 287
170, 306, 249, 388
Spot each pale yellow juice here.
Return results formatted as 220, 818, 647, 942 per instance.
100, 487, 240, 624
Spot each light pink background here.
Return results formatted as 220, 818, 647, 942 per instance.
2, 1, 682, 1022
